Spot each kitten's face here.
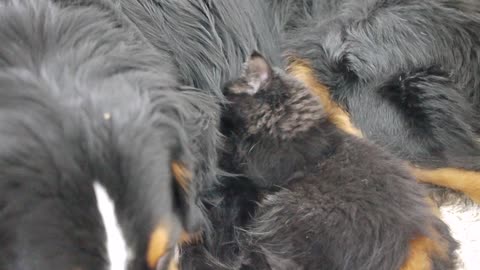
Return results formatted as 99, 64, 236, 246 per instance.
222, 52, 324, 140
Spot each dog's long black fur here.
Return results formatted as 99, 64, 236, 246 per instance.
104, 0, 479, 269
0, 0, 216, 269
0, 0, 295, 268
134, 0, 480, 268
1, 0, 479, 269
114, 1, 297, 269
283, 0, 480, 171
117, 0, 480, 202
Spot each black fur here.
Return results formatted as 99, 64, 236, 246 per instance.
119, 0, 284, 94
283, 0, 480, 173
0, 0, 212, 269
0, 0, 478, 269
0, 0, 294, 269
117, 0, 480, 202
112, 0, 479, 268
214, 53, 458, 270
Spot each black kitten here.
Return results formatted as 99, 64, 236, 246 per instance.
221, 52, 459, 270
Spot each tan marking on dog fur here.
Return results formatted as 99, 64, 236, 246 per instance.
180, 230, 203, 245
412, 167, 480, 204
171, 161, 192, 192
287, 59, 363, 137
426, 197, 442, 217
168, 259, 179, 270
401, 236, 433, 270
146, 225, 170, 269
401, 227, 449, 270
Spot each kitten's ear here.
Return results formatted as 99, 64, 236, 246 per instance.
229, 51, 273, 95
244, 51, 273, 90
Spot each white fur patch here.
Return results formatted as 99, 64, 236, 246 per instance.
94, 182, 130, 270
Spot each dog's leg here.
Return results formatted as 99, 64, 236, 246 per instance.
412, 167, 480, 204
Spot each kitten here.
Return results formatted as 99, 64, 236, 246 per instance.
221, 52, 459, 270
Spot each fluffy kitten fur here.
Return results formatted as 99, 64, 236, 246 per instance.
216, 52, 459, 270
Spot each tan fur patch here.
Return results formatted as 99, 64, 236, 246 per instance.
168, 259, 179, 270
171, 161, 192, 192
425, 197, 442, 217
146, 227, 196, 269
400, 228, 449, 270
401, 237, 435, 270
287, 59, 363, 137
286, 58, 480, 204
412, 167, 480, 204
180, 230, 203, 245
146, 225, 170, 269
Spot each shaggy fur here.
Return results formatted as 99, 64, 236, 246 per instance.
117, 0, 480, 199
282, 0, 480, 174
112, 0, 480, 268
118, 0, 284, 95
113, 1, 298, 269
213, 52, 458, 270
0, 0, 294, 269
112, 1, 479, 269
0, 0, 478, 269
0, 0, 214, 269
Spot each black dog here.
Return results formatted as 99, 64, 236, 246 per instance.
114, 0, 479, 268
218, 52, 458, 270
118, 0, 480, 201
0, 0, 211, 269
281, 0, 480, 204
0, 0, 477, 269
0, 0, 299, 269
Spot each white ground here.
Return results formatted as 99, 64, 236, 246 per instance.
441, 204, 480, 270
